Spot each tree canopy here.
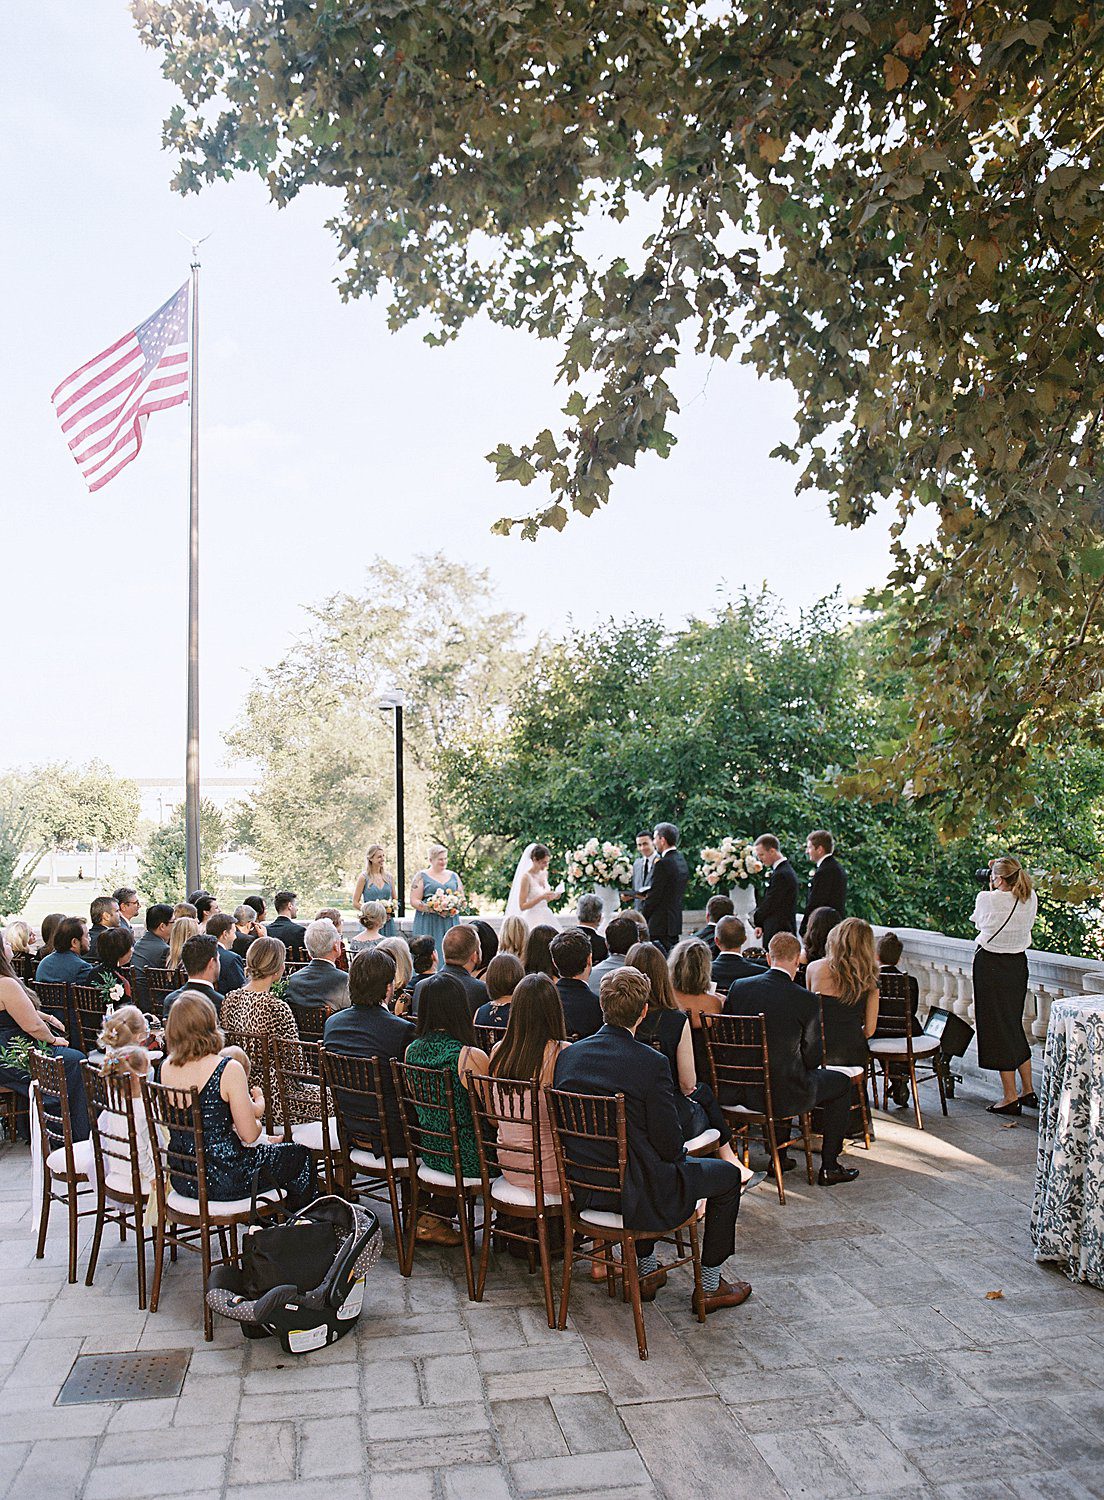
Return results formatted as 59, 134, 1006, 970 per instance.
11, 761, 140, 852
136, 0, 1104, 826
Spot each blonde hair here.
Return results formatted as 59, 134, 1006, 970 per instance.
366, 844, 385, 875
165, 991, 223, 1065
4, 920, 32, 957
245, 936, 286, 983
427, 844, 447, 862
173, 902, 198, 920
991, 856, 1034, 902
99, 1004, 151, 1081
376, 935, 412, 991
498, 916, 528, 958
823, 918, 880, 1008
359, 900, 387, 932
316, 908, 343, 927
167, 916, 199, 971
768, 932, 803, 965
669, 938, 713, 997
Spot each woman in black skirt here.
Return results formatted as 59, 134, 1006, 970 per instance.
971, 857, 1038, 1115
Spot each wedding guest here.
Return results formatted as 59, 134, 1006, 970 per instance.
972, 856, 1038, 1114
410, 845, 465, 962
353, 844, 397, 936
468, 920, 499, 977
694, 896, 734, 956
84, 926, 135, 1000
206, 914, 247, 996
35, 917, 92, 985
629, 831, 656, 912
875, 930, 921, 1106
669, 937, 723, 1075
474, 953, 525, 1029
4, 920, 38, 974
805, 917, 880, 1066
725, 933, 858, 1185
800, 831, 848, 934
800, 906, 842, 973
194, 894, 219, 930
711, 917, 766, 991
172, 902, 198, 921
231, 905, 263, 959
87, 895, 120, 959
266, 892, 307, 953
587, 914, 637, 994
132, 905, 174, 975
575, 895, 609, 963
352, 901, 388, 951
160, 992, 315, 1208
244, 895, 268, 926
550, 929, 603, 1038
751, 836, 799, 943
554, 967, 750, 1314
163, 934, 222, 1016
406, 935, 437, 993
315, 908, 350, 970
642, 823, 690, 953
323, 947, 413, 1154
411, 924, 489, 1016
220, 936, 308, 1121
287, 918, 350, 1013
98, 1005, 158, 1189
405, 973, 491, 1245
498, 916, 529, 961
38, 914, 66, 958
0, 950, 88, 1138
524, 924, 558, 978
375, 935, 414, 1010
488, 973, 569, 1198
166, 917, 199, 976
112, 887, 141, 933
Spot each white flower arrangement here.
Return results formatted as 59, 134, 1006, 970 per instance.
697, 836, 763, 889
565, 837, 633, 890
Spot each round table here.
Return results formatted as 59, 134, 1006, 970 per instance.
1031, 995, 1104, 1288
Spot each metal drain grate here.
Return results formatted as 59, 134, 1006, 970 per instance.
56, 1350, 191, 1405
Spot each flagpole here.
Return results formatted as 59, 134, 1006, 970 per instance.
185, 246, 201, 896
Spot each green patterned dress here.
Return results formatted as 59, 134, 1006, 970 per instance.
404, 1031, 482, 1178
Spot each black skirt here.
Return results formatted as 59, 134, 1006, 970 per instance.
972, 948, 1030, 1071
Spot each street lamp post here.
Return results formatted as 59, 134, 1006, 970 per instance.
378, 691, 406, 916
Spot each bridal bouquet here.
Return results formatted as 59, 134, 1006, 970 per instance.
383, 899, 398, 919
565, 838, 634, 890
698, 837, 763, 889
425, 888, 471, 919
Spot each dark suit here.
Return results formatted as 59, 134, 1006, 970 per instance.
723, 967, 849, 1164
581, 927, 608, 964
800, 854, 848, 934
266, 914, 308, 952
642, 849, 689, 949
164, 979, 222, 1018
131, 931, 169, 975
553, 1025, 741, 1267
232, 930, 257, 960
323, 1004, 415, 1154
554, 976, 603, 1039
287, 959, 349, 1011
711, 952, 767, 991
87, 923, 111, 960
752, 858, 799, 943
216, 946, 247, 997
410, 963, 489, 1017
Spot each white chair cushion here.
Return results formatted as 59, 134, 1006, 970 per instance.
580, 1208, 623, 1229
490, 1175, 562, 1208
868, 1035, 940, 1057
825, 1065, 867, 1078
166, 1186, 280, 1220
46, 1139, 94, 1178
349, 1147, 408, 1172
684, 1128, 721, 1153
291, 1117, 339, 1152
722, 1103, 762, 1117
104, 1170, 146, 1199
417, 1163, 481, 1190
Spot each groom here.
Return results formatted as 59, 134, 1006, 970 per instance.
642, 823, 689, 953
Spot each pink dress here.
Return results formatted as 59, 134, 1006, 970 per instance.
494, 1040, 569, 1197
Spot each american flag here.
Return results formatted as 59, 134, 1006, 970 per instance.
51, 282, 191, 492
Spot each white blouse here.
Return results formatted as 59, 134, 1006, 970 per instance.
972, 889, 1037, 954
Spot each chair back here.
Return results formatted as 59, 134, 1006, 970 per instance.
700, 1011, 775, 1119
475, 1023, 507, 1055
144, 966, 183, 1002
30, 979, 70, 1029
271, 1036, 326, 1138
284, 948, 310, 966
469, 1073, 543, 1200
335, 946, 350, 973
70, 985, 113, 1055
83, 1062, 145, 1201
141, 1076, 208, 1217
876, 972, 915, 1040
544, 1087, 627, 1222
11, 952, 36, 982
219, 1029, 274, 1133
391, 1058, 467, 1184
322, 1049, 399, 1165
27, 1050, 80, 1175
293, 1004, 329, 1044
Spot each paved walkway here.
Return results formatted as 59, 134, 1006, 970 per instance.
1, 1072, 1102, 1500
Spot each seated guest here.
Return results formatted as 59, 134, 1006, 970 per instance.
164, 934, 222, 1016
797, 905, 843, 986
0, 950, 88, 1139
287, 918, 350, 1013
323, 947, 414, 1155
587, 914, 637, 995
575, 895, 609, 964
37, 914, 66, 958
166, 916, 199, 977
668, 937, 723, 1076
474, 953, 525, 1029
805, 917, 879, 1066
405, 972, 492, 1244
694, 895, 734, 956
206, 914, 247, 997
523, 924, 558, 978
98, 1005, 158, 1189
220, 937, 297, 1036
711, 917, 766, 991
231, 905, 263, 959
132, 905, 174, 975
315, 909, 349, 970
375, 936, 414, 1010
876, 930, 921, 1107
4, 920, 39, 972
550, 929, 603, 1039
497, 916, 528, 961
84, 926, 135, 1000
35, 916, 93, 985
724, 933, 858, 1186
467, 920, 500, 978
87, 895, 120, 959
488, 972, 569, 1198
409, 935, 437, 983
352, 901, 388, 951
266, 891, 307, 952
113, 887, 141, 933
244, 894, 268, 929
160, 991, 315, 1208
194, 893, 220, 930
411, 924, 490, 1016
172, 902, 198, 921
554, 967, 750, 1314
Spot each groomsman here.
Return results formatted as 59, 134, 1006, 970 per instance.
629, 831, 656, 912
751, 835, 798, 944
799, 831, 848, 935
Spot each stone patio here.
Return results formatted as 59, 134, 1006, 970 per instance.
1, 1071, 1102, 1500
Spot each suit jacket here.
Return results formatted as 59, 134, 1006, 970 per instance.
131, 931, 169, 975
216, 946, 247, 997
287, 958, 349, 1012
752, 858, 799, 943
232, 930, 256, 960
642, 849, 689, 944
631, 854, 655, 912
587, 952, 625, 995
554, 976, 603, 1039
87, 923, 110, 960
723, 967, 822, 1116
552, 1024, 699, 1231
410, 964, 489, 1017
582, 927, 608, 964
266, 914, 308, 952
711, 951, 767, 990
323, 1003, 414, 1153
164, 979, 222, 1019
800, 854, 848, 934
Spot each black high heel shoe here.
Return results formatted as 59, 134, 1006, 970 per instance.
986, 1098, 1022, 1116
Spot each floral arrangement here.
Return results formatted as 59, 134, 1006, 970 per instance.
0, 1035, 53, 1074
383, 898, 398, 920
92, 973, 127, 1009
565, 838, 634, 890
697, 837, 763, 889
425, 888, 474, 919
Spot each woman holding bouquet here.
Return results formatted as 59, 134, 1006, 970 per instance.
354, 844, 397, 937
411, 844, 465, 962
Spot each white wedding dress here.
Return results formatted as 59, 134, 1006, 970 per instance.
505, 844, 562, 931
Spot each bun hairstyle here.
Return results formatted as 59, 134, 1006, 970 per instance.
991, 856, 1034, 903
99, 1004, 151, 1081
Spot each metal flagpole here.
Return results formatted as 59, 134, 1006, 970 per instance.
184, 241, 204, 896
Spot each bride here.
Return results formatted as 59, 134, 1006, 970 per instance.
505, 844, 564, 931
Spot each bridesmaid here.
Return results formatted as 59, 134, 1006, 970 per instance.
411, 844, 465, 962
353, 844, 397, 937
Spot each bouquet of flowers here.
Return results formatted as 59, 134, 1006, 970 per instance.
383, 898, 398, 919
565, 838, 634, 890
697, 837, 763, 889
425, 888, 474, 919
92, 973, 128, 1010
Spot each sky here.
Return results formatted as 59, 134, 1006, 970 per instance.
3, 4, 921, 781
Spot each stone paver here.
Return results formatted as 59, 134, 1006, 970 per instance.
1, 1070, 1103, 1498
